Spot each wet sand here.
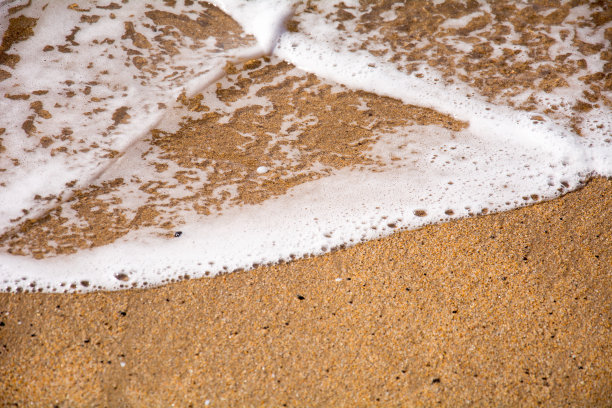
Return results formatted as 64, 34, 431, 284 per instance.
1, 177, 610, 407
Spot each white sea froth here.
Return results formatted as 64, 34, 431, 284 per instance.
0, 0, 610, 292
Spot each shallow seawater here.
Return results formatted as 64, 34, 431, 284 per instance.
0, 0, 610, 292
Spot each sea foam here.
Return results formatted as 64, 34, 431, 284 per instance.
0, 0, 610, 292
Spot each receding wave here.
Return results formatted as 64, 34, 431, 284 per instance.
0, 0, 610, 292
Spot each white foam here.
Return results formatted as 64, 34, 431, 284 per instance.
0, 0, 610, 292
0, 0, 259, 232
0, 124, 590, 291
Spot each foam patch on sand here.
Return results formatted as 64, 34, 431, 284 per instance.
0, 0, 610, 292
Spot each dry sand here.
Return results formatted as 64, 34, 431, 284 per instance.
0, 177, 610, 407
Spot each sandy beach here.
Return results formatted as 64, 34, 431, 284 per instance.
1, 1, 611, 406
1, 177, 610, 406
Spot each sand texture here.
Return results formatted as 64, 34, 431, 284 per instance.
1, 177, 610, 407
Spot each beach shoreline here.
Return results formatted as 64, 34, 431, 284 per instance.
1, 1, 611, 405
1, 177, 610, 407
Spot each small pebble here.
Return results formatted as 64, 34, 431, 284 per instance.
256, 166, 268, 174
174, 231, 182, 238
